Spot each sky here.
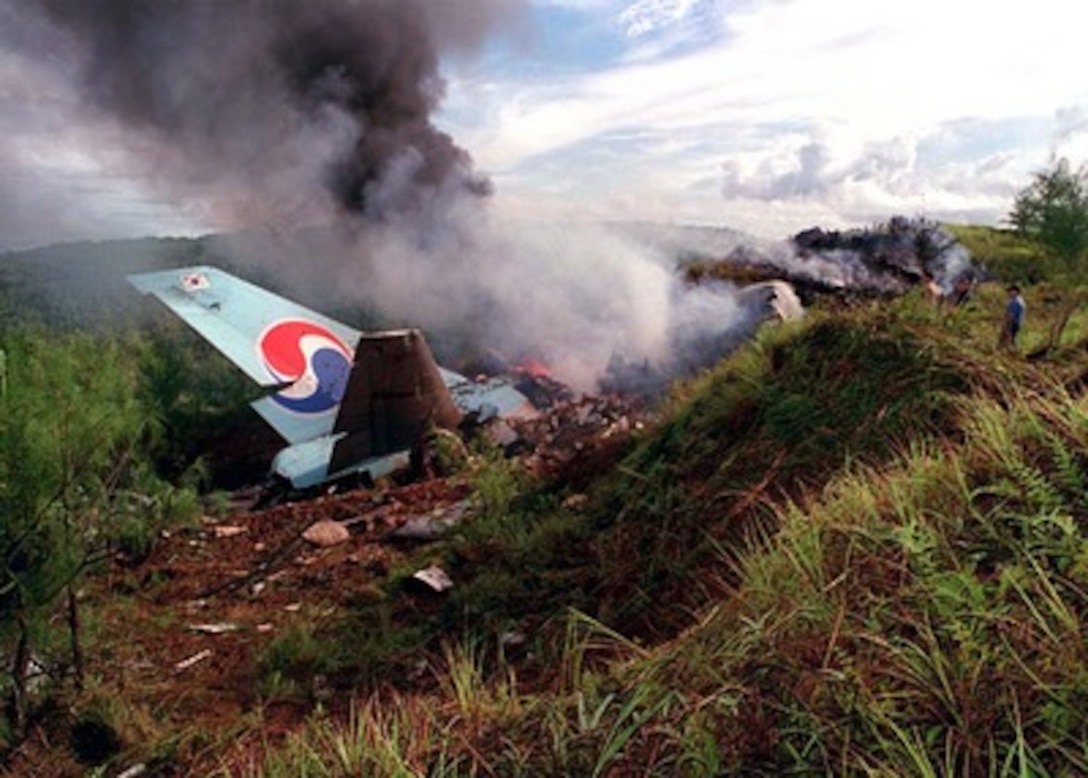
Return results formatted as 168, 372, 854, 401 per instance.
441, 0, 1088, 236
1, 0, 1087, 251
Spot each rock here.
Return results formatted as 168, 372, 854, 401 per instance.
302, 520, 350, 547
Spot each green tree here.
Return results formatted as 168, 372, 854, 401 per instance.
0, 329, 195, 741
1009, 156, 1088, 265
1009, 157, 1088, 349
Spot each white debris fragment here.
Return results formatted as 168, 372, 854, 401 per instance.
562, 493, 588, 509
411, 565, 454, 593
188, 623, 240, 635
486, 420, 520, 449
174, 649, 213, 673
500, 630, 527, 651
213, 525, 247, 538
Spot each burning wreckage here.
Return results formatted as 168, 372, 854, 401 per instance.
130, 219, 977, 499
605, 218, 982, 394
129, 266, 538, 495
721, 216, 982, 300
601, 279, 804, 396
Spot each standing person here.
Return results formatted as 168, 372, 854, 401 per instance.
1000, 285, 1026, 349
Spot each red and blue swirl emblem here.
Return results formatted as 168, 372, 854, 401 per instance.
258, 320, 354, 414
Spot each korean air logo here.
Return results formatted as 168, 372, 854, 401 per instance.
258, 320, 354, 415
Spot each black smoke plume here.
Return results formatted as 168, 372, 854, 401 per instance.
13, 0, 520, 220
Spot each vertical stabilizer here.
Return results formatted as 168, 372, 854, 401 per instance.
329, 330, 462, 475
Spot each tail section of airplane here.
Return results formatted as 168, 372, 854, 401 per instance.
128, 264, 533, 491
128, 266, 361, 385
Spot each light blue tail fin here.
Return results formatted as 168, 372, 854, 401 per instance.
130, 265, 543, 489
128, 266, 362, 445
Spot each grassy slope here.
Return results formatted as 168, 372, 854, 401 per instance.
9, 233, 1088, 774
193, 275, 1088, 776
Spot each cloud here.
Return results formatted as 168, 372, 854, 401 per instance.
0, 40, 212, 250
715, 121, 1037, 229
444, 0, 1088, 235
619, 0, 702, 37
0, 135, 206, 251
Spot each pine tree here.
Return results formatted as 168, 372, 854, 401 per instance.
0, 330, 163, 738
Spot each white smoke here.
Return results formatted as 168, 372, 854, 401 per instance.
325, 194, 746, 391
210, 177, 748, 394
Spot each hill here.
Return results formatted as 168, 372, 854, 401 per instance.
4, 220, 1088, 775
3, 262, 1088, 774
0, 230, 379, 330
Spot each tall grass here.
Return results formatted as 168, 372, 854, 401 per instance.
232, 696, 457, 778
624, 382, 1088, 774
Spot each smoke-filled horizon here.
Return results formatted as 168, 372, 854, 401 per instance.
0, 0, 980, 392
1, 0, 756, 390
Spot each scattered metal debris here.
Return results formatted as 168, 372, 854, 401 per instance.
411, 565, 454, 593
388, 500, 473, 542
511, 390, 651, 472
188, 623, 240, 635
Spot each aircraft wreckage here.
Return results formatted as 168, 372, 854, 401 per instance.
129, 265, 803, 494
